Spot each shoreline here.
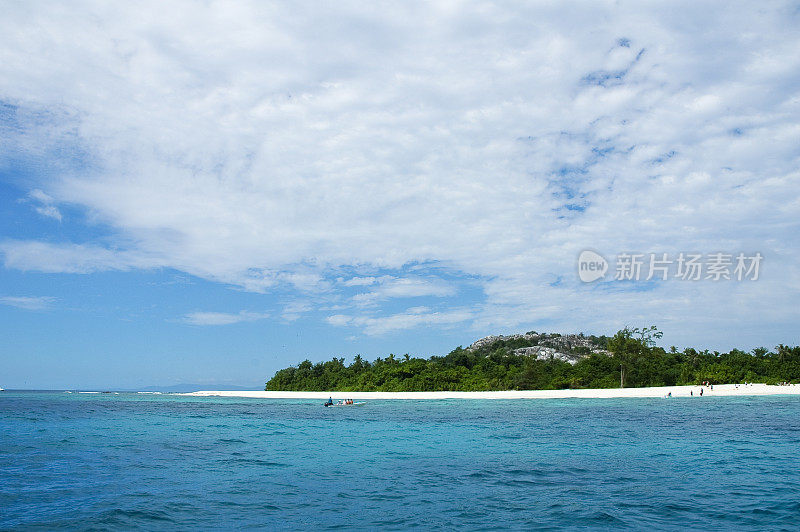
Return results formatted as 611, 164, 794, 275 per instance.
183, 383, 800, 400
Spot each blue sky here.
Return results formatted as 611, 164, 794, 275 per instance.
1, 1, 799, 389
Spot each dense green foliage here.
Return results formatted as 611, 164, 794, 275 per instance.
265, 328, 800, 391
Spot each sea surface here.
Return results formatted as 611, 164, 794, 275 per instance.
1, 391, 799, 530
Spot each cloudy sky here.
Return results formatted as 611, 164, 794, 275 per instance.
1, 1, 798, 389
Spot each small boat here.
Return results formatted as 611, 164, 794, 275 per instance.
324, 399, 366, 407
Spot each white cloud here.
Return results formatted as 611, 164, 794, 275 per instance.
30, 189, 63, 221
0, 2, 799, 345
16, 189, 63, 221
281, 300, 312, 322
0, 240, 162, 273
326, 314, 352, 327
340, 276, 377, 287
327, 306, 473, 336
34, 205, 62, 221
0, 295, 56, 310
183, 310, 270, 326
351, 276, 456, 305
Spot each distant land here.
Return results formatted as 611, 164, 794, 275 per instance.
133, 383, 261, 393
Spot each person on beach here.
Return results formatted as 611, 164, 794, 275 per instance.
700, 388, 703, 396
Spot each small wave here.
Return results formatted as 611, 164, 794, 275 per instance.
588, 511, 627, 526
372, 516, 414, 526
367, 493, 406, 501
489, 433, 526, 440
566, 466, 590, 474
750, 507, 780, 516
505, 468, 548, 478
219, 458, 287, 467
500, 479, 542, 487
94, 508, 176, 526
466, 470, 494, 479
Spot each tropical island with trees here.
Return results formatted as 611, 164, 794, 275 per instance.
265, 327, 800, 392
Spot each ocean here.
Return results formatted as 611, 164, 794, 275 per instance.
1, 391, 799, 530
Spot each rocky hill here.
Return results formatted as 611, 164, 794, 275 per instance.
466, 331, 609, 365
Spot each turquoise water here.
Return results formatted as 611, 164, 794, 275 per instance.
2, 391, 799, 530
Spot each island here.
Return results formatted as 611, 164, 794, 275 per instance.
262, 327, 800, 393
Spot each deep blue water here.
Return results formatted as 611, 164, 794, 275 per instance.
2, 392, 800, 530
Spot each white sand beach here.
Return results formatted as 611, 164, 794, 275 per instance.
184, 383, 799, 400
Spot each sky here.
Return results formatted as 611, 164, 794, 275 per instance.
1, 1, 799, 389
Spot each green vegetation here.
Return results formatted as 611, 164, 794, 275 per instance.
265, 327, 800, 391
